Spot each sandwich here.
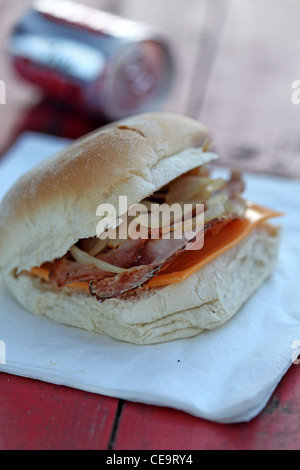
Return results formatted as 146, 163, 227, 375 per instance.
0, 112, 282, 344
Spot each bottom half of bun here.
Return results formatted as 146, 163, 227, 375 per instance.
2, 223, 280, 344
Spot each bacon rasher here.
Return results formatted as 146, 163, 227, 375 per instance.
48, 170, 246, 300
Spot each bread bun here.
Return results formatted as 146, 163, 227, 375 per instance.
0, 112, 280, 344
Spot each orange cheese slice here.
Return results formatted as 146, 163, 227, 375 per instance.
146, 202, 283, 288
30, 265, 91, 293
30, 202, 283, 292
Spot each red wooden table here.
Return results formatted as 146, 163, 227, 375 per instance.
0, 0, 300, 450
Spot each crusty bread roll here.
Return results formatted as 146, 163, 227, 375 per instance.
0, 112, 280, 344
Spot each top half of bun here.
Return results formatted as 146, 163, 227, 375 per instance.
0, 112, 209, 274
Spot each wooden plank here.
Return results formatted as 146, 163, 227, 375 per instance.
185, 0, 230, 116
197, 0, 300, 178
0, 372, 119, 450
112, 364, 300, 450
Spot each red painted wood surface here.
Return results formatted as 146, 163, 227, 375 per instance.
0, 373, 119, 450
113, 364, 300, 451
0, 0, 299, 450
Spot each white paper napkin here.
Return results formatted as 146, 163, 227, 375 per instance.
0, 132, 299, 423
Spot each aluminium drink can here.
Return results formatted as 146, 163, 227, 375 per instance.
8, 0, 173, 119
